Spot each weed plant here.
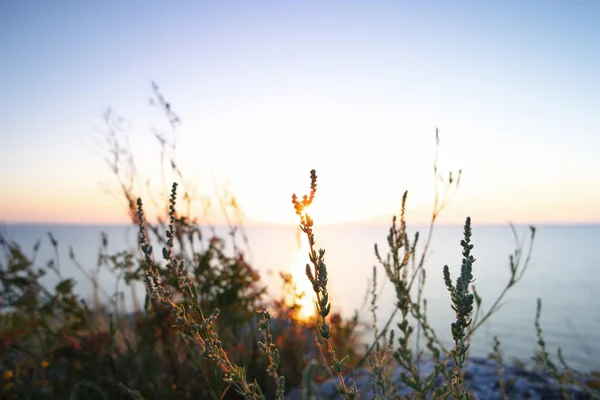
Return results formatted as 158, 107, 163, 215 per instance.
1, 83, 598, 399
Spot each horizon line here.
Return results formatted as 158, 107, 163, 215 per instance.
2, 220, 600, 228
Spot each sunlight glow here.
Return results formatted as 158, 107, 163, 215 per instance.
285, 227, 317, 321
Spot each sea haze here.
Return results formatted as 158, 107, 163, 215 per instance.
1, 223, 599, 372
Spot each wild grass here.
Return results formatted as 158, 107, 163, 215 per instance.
1, 83, 598, 399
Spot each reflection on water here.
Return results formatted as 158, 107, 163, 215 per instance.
2, 223, 599, 372
283, 228, 317, 320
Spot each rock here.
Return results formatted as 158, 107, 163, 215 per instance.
285, 356, 599, 399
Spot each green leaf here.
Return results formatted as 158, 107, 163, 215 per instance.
55, 278, 75, 295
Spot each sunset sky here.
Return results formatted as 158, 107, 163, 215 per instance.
1, 1, 599, 226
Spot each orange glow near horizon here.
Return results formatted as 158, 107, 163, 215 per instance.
2, 196, 600, 227
1, 172, 599, 226
2, 190, 600, 226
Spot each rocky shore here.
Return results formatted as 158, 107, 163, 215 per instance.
285, 356, 599, 400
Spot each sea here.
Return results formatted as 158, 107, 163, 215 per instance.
1, 223, 599, 373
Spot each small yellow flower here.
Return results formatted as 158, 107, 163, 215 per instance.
3, 370, 13, 379
41, 360, 50, 368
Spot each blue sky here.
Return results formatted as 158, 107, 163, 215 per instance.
1, 1, 599, 225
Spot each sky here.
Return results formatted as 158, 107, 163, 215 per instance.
0, 1, 599, 226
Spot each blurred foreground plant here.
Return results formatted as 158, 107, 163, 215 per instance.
136, 182, 286, 399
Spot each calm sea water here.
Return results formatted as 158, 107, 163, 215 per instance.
1, 223, 599, 372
